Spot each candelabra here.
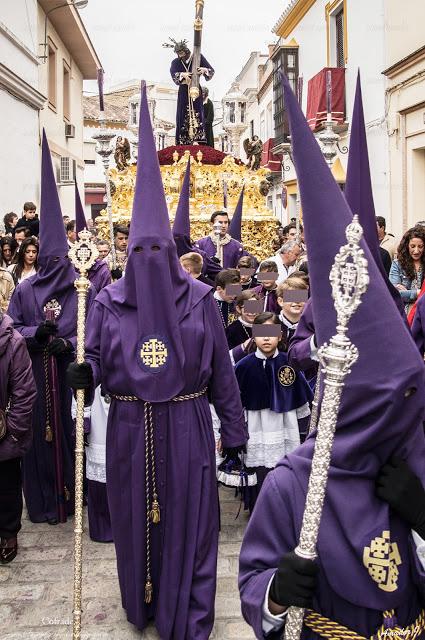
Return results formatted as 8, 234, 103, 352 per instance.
318, 114, 348, 168
92, 116, 117, 268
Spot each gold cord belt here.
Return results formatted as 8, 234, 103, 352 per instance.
303, 608, 425, 640
110, 387, 207, 604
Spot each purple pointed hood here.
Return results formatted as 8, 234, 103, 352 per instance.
121, 83, 208, 402
280, 74, 425, 610
345, 72, 405, 319
172, 158, 191, 237
29, 131, 77, 334
75, 182, 87, 234
229, 187, 244, 243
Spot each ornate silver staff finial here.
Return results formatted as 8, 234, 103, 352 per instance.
284, 215, 369, 640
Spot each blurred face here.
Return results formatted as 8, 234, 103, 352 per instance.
63, 216, 70, 226
409, 237, 424, 262
376, 222, 385, 240
259, 272, 277, 291
67, 228, 77, 244
216, 285, 236, 303
277, 290, 306, 323
2, 244, 12, 263
15, 231, 25, 244
254, 322, 281, 355
115, 232, 128, 252
9, 216, 18, 228
287, 228, 297, 240
237, 299, 258, 324
24, 208, 36, 220
212, 215, 229, 237
97, 243, 110, 259
239, 272, 251, 285
283, 245, 302, 266
178, 49, 190, 61
24, 244, 37, 267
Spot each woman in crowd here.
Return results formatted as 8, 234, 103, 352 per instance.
389, 226, 425, 313
8, 237, 38, 285
0, 237, 17, 268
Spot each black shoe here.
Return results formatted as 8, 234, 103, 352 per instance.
0, 537, 18, 564
47, 518, 58, 525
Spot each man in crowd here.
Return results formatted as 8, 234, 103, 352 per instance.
376, 215, 397, 259
14, 227, 29, 247
0, 268, 14, 313
15, 201, 39, 237
263, 239, 302, 284
66, 220, 76, 247
96, 239, 110, 260
109, 224, 129, 278
196, 211, 246, 268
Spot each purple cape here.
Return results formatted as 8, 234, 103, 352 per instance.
235, 351, 313, 412
196, 236, 245, 269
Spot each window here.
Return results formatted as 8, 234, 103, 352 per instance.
48, 40, 57, 108
272, 47, 299, 146
239, 102, 246, 124
63, 62, 70, 121
266, 102, 273, 139
326, 0, 346, 67
250, 120, 255, 139
84, 159, 96, 165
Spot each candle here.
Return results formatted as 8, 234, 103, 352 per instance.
97, 68, 105, 113
223, 179, 228, 211
326, 70, 332, 116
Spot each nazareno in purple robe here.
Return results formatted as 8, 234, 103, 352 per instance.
170, 54, 214, 145
287, 298, 318, 388
196, 235, 245, 269
85, 286, 247, 637
239, 75, 425, 640
83, 83, 248, 639
87, 259, 111, 293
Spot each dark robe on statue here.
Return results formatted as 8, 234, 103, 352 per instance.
170, 54, 214, 145
203, 98, 214, 148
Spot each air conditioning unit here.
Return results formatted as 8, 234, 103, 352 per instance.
59, 157, 76, 183
65, 123, 75, 138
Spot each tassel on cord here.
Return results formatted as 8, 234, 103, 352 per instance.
45, 424, 53, 442
145, 579, 153, 604
150, 494, 161, 524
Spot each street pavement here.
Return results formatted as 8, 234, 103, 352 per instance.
0, 487, 255, 639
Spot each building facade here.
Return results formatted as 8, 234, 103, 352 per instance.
269, 0, 390, 226
37, 0, 100, 217
0, 2, 46, 220
383, 0, 425, 239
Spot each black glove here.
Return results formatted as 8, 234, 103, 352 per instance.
35, 320, 57, 344
221, 445, 247, 459
47, 338, 73, 356
66, 362, 93, 390
269, 551, 318, 609
111, 267, 123, 280
376, 457, 425, 537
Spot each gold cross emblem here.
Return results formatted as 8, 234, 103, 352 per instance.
278, 366, 296, 387
140, 338, 168, 369
363, 530, 402, 592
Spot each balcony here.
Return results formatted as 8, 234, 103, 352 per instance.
261, 138, 282, 173
306, 67, 345, 132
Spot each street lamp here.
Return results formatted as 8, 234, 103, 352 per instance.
39, 0, 89, 62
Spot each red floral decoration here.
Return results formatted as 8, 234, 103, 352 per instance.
157, 145, 244, 166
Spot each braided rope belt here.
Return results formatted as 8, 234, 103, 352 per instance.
110, 386, 207, 603
303, 608, 425, 640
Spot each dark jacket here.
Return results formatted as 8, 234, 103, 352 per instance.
15, 215, 39, 237
0, 314, 36, 461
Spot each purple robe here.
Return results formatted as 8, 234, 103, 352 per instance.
287, 299, 318, 386
0, 314, 36, 462
196, 236, 245, 269
88, 259, 111, 293
7, 280, 96, 522
411, 294, 425, 356
239, 467, 425, 640
170, 54, 214, 145
84, 284, 247, 637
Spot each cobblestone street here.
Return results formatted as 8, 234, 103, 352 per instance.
0, 487, 255, 640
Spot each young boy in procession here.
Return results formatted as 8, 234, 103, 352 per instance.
226, 290, 261, 350
233, 313, 312, 513
257, 261, 280, 314
238, 255, 258, 290
214, 268, 241, 328
179, 251, 215, 287
276, 273, 309, 351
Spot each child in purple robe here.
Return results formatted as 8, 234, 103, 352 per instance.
257, 261, 280, 314
234, 313, 312, 512
214, 268, 240, 328
226, 290, 261, 349
276, 274, 309, 351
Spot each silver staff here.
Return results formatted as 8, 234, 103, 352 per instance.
213, 219, 223, 266
92, 117, 116, 269
68, 229, 99, 640
284, 215, 369, 640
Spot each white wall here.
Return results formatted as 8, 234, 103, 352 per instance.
0, 1, 42, 216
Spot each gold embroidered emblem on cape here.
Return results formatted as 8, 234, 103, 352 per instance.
140, 338, 168, 369
363, 530, 402, 592
278, 365, 296, 387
